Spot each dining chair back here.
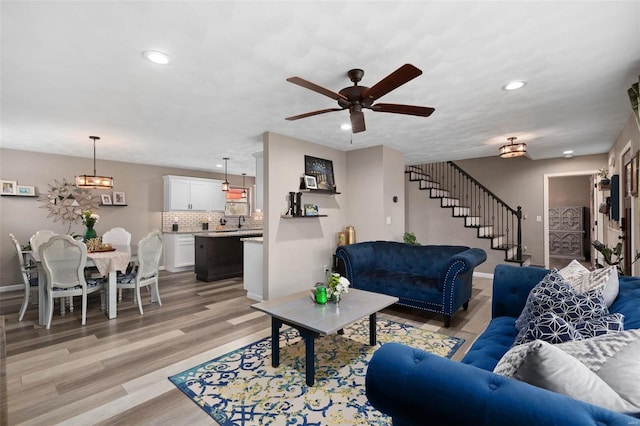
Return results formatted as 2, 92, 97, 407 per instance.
117, 230, 163, 314
102, 227, 133, 301
29, 230, 57, 261
10, 234, 38, 321
39, 235, 104, 329
102, 227, 132, 246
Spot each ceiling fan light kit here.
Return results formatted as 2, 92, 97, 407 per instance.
285, 64, 435, 133
75, 136, 114, 189
499, 137, 527, 158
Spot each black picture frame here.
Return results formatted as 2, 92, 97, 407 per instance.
304, 155, 336, 191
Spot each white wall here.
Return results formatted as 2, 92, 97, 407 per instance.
263, 134, 407, 299
263, 132, 348, 299
345, 145, 405, 243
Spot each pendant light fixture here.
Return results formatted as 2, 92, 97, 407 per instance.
241, 173, 247, 198
221, 157, 230, 191
498, 136, 527, 158
75, 136, 114, 189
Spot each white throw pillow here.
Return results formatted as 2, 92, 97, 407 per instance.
559, 259, 589, 282
561, 265, 619, 307
495, 330, 640, 415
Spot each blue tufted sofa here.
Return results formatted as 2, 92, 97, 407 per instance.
365, 264, 640, 426
335, 241, 487, 327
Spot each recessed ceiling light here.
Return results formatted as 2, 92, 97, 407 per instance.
501, 80, 527, 91
563, 150, 574, 155
142, 50, 171, 65
216, 163, 223, 168
340, 123, 351, 131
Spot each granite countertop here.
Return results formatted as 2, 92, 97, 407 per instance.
194, 229, 263, 238
241, 237, 263, 243
164, 228, 263, 237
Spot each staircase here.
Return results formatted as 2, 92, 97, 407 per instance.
406, 162, 530, 265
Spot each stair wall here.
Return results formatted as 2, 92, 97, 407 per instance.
405, 174, 507, 275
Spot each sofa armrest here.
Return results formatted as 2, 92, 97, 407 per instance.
438, 247, 486, 292
492, 264, 549, 318
335, 243, 376, 283
366, 342, 639, 426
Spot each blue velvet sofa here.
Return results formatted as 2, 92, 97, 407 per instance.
335, 241, 487, 327
366, 264, 640, 426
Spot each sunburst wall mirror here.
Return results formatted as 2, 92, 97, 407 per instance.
39, 178, 99, 233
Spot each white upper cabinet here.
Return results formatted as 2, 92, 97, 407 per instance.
163, 175, 224, 211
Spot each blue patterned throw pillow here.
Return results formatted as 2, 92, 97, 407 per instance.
575, 313, 625, 338
515, 312, 584, 345
515, 270, 574, 332
514, 270, 614, 346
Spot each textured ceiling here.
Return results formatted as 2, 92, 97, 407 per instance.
1, 1, 640, 177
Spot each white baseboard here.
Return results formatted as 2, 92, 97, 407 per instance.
0, 284, 24, 292
473, 271, 494, 279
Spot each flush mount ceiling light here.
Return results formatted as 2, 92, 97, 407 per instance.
498, 136, 527, 158
75, 136, 114, 189
142, 50, 171, 65
501, 80, 527, 91
221, 157, 230, 191
241, 173, 247, 199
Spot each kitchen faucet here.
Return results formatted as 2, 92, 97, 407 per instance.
238, 215, 245, 228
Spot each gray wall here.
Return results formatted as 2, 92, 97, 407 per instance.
406, 153, 608, 272
0, 148, 248, 287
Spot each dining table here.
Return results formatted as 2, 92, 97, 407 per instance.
28, 244, 140, 326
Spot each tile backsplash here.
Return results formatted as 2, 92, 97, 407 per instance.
161, 211, 263, 232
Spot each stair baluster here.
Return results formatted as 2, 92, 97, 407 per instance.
406, 162, 528, 265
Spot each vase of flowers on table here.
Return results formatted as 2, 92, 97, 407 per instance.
327, 272, 350, 304
81, 210, 100, 242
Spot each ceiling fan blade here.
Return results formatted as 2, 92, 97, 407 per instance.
350, 111, 366, 133
286, 77, 348, 102
361, 64, 422, 102
371, 103, 435, 117
285, 108, 344, 121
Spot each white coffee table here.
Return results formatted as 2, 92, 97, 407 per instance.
251, 288, 398, 386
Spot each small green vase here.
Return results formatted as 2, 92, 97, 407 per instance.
84, 225, 97, 242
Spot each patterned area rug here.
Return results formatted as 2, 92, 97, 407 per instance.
169, 318, 464, 425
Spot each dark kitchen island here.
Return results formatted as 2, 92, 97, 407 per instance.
195, 230, 263, 282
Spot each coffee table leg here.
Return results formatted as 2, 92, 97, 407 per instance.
272, 317, 282, 367
304, 333, 315, 386
369, 312, 377, 346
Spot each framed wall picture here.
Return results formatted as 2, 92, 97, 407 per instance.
304, 204, 319, 216
101, 194, 112, 205
304, 155, 335, 191
113, 191, 126, 205
632, 153, 638, 196
1, 180, 17, 195
16, 185, 35, 196
304, 175, 318, 190
625, 159, 633, 197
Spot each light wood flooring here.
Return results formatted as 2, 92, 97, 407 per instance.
0, 271, 493, 425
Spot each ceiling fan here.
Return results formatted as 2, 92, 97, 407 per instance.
285, 64, 435, 133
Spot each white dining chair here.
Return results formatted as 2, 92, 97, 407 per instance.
117, 230, 163, 315
102, 227, 132, 246
29, 230, 57, 258
29, 229, 79, 315
39, 235, 105, 329
102, 227, 133, 301
10, 234, 39, 321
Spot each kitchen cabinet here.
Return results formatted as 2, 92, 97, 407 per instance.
163, 175, 224, 211
164, 233, 196, 272
195, 231, 262, 282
